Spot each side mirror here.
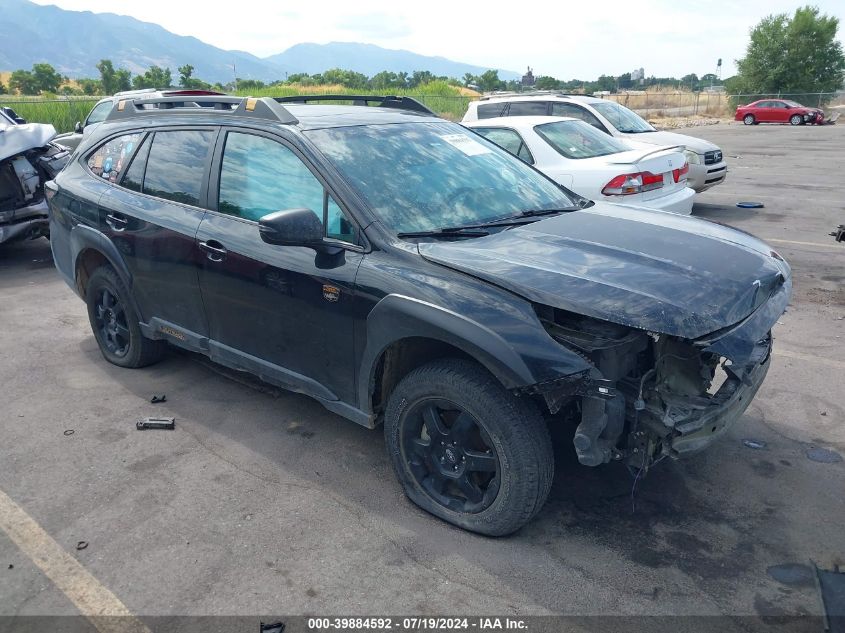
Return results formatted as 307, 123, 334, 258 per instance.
259, 208, 324, 248
74, 121, 83, 133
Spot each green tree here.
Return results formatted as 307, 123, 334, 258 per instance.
9, 70, 39, 94
535, 75, 560, 90
681, 73, 699, 89
178, 64, 211, 89
409, 70, 435, 88
133, 66, 173, 89
371, 71, 400, 90
462, 72, 477, 87
32, 63, 63, 92
477, 69, 503, 92
114, 69, 132, 92
735, 5, 845, 95
77, 78, 102, 95
0, 79, 6, 94
97, 59, 117, 94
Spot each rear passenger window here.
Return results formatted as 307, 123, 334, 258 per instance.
87, 132, 142, 183
550, 103, 608, 133
507, 102, 549, 116
121, 135, 150, 192
476, 103, 508, 119
473, 128, 534, 164
142, 130, 213, 206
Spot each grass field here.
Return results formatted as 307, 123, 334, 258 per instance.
1, 97, 99, 132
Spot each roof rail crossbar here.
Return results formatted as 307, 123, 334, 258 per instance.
104, 96, 299, 125
274, 94, 435, 115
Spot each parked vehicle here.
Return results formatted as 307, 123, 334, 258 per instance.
463, 93, 728, 192
48, 94, 790, 536
1, 107, 69, 245
53, 88, 225, 151
735, 99, 825, 125
464, 116, 694, 215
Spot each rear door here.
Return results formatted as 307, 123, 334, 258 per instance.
96, 128, 217, 340
757, 101, 775, 122
195, 128, 363, 404
472, 127, 535, 164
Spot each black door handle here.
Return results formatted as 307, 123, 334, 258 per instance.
106, 213, 128, 231
199, 240, 227, 262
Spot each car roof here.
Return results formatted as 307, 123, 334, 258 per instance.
465, 115, 579, 128
283, 104, 437, 130
476, 93, 604, 105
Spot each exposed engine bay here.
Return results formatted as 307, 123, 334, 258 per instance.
534, 305, 772, 472
0, 117, 69, 245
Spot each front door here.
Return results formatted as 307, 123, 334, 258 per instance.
94, 128, 216, 338
195, 129, 363, 404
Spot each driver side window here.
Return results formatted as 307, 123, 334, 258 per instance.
217, 131, 357, 244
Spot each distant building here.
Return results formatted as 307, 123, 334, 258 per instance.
521, 67, 536, 88
631, 67, 645, 85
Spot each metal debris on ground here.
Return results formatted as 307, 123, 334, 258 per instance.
63, 429, 74, 436
136, 417, 175, 431
737, 201, 765, 208
831, 225, 845, 242
806, 447, 843, 464
742, 439, 767, 450
150, 394, 167, 403
75, 541, 88, 551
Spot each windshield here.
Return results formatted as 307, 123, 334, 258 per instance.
591, 101, 655, 133
306, 121, 575, 234
534, 120, 630, 159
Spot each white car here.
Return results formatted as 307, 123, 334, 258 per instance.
465, 116, 695, 215
463, 94, 727, 192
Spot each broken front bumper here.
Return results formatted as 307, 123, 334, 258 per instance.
0, 199, 49, 244
666, 340, 771, 456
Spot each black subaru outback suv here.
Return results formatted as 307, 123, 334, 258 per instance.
47, 95, 791, 535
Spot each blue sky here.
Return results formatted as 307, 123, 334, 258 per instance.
31, 0, 845, 79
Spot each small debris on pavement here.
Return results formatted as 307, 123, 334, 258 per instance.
260, 622, 285, 633
136, 417, 175, 431
63, 429, 74, 436
821, 411, 828, 416
7, 564, 13, 569
75, 541, 88, 551
150, 394, 167, 403
806, 447, 843, 464
742, 439, 767, 450
736, 201, 765, 208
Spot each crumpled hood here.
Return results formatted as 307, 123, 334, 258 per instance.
418, 203, 791, 340
0, 123, 57, 162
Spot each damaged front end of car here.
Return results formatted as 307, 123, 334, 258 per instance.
530, 271, 790, 472
0, 118, 70, 245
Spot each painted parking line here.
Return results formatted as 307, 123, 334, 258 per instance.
776, 348, 845, 370
764, 238, 844, 250
0, 488, 151, 633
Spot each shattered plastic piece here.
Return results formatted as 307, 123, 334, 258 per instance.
150, 394, 167, 403
806, 447, 843, 464
63, 429, 74, 436
742, 439, 767, 450
737, 201, 765, 208
260, 622, 285, 633
75, 541, 88, 551
137, 417, 175, 430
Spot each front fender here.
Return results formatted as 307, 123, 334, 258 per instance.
357, 293, 581, 411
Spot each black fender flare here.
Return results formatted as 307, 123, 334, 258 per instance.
357, 294, 537, 411
69, 224, 144, 320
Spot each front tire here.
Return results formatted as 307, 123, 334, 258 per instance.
790, 114, 803, 126
384, 358, 554, 536
743, 114, 755, 125
85, 266, 165, 368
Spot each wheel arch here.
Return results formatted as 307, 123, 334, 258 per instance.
358, 294, 537, 417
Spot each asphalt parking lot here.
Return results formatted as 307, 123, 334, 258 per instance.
1, 122, 843, 628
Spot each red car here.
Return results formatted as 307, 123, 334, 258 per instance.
735, 99, 824, 126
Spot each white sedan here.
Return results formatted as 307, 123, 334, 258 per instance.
464, 116, 695, 215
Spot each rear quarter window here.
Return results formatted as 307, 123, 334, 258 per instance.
86, 132, 143, 183
476, 103, 508, 119
506, 102, 549, 116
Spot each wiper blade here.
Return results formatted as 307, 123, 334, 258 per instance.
478, 207, 578, 227
397, 227, 490, 238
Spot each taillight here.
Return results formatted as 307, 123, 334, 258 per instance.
672, 161, 689, 183
601, 171, 664, 196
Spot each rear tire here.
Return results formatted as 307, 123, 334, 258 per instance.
790, 114, 803, 126
85, 266, 165, 368
384, 358, 553, 536
743, 114, 755, 125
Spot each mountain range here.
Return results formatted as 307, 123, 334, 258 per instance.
0, 0, 520, 83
